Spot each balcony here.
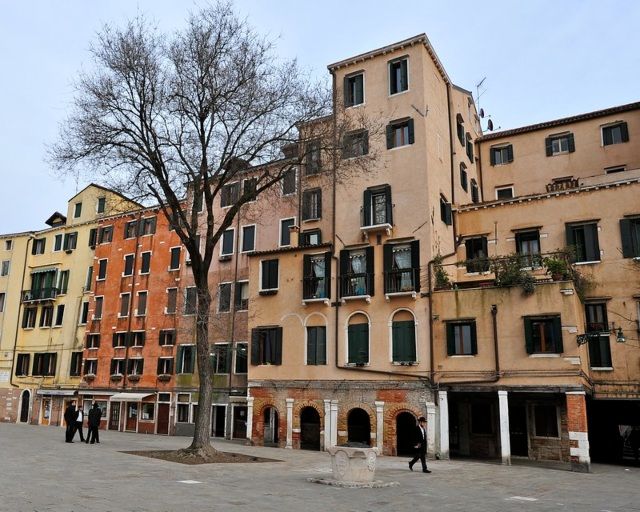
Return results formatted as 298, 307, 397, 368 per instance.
302, 276, 330, 305
546, 178, 580, 192
340, 273, 372, 303
384, 268, 418, 300
21, 288, 59, 302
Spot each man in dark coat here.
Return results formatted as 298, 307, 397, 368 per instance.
63, 401, 77, 443
408, 416, 431, 473
86, 402, 102, 444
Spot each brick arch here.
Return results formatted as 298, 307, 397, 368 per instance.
252, 401, 282, 442
384, 404, 424, 456
293, 400, 324, 430
337, 401, 376, 437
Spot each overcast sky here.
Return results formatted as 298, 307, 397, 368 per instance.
1, 0, 638, 233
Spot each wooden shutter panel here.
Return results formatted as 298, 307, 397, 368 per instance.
362, 131, 369, 155
621, 122, 629, 142
112, 333, 118, 347
343, 76, 350, 107
317, 190, 322, 219
565, 224, 576, 249
251, 329, 260, 365
274, 327, 283, 365
339, 250, 349, 298
545, 137, 553, 156
400, 59, 408, 90
444, 203, 452, 225
489, 148, 496, 166
584, 224, 600, 262
408, 118, 415, 144
307, 327, 316, 365
386, 124, 394, 149
384, 185, 393, 225
89, 228, 97, 247
507, 144, 514, 162
446, 323, 455, 356
524, 318, 534, 354
411, 240, 420, 292
365, 246, 375, 296
303, 254, 311, 280
392, 322, 401, 361
383, 244, 393, 293
140, 332, 146, 346
324, 251, 332, 299
317, 328, 326, 365
363, 189, 372, 226
603, 127, 612, 146
620, 219, 634, 258
481, 237, 488, 259
348, 325, 357, 363
568, 133, 575, 153
470, 322, 478, 355
552, 316, 563, 353
302, 191, 310, 220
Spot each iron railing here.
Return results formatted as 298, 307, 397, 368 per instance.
384, 268, 418, 293
340, 273, 372, 297
21, 287, 59, 302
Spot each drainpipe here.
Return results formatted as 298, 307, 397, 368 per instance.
445, 84, 458, 246
491, 304, 500, 375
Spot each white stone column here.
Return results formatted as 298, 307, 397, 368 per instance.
246, 397, 254, 442
330, 399, 339, 447
285, 398, 294, 449
498, 390, 511, 465
426, 401, 436, 458
374, 401, 384, 454
438, 390, 449, 460
323, 399, 331, 451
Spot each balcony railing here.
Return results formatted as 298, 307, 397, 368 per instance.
384, 268, 418, 293
21, 288, 59, 302
340, 273, 372, 298
546, 178, 579, 192
303, 276, 328, 300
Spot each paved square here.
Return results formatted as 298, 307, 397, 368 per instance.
0, 423, 638, 511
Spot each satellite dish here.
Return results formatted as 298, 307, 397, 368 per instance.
487, 119, 494, 131
479, 108, 485, 118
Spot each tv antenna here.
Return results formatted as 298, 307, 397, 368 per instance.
475, 77, 499, 132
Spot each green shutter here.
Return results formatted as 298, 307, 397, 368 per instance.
584, 223, 600, 262
470, 322, 478, 355
393, 321, 416, 362
507, 144, 514, 162
343, 76, 350, 107
307, 327, 317, 365
545, 137, 553, 156
552, 316, 563, 353
362, 190, 372, 226
323, 252, 332, 299
408, 118, 415, 144
177, 346, 185, 372
490, 148, 496, 166
348, 324, 368, 364
251, 329, 260, 365
568, 133, 575, 153
400, 59, 408, 90
524, 318, 534, 354
565, 224, 576, 249
384, 185, 393, 225
383, 244, 393, 293
386, 124, 393, 149
621, 122, 629, 142
274, 327, 283, 365
446, 323, 455, 356
303, 255, 312, 298
365, 246, 375, 296
620, 219, 634, 258
317, 327, 326, 365
339, 250, 349, 298
411, 240, 421, 292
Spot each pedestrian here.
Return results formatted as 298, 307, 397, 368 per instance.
408, 416, 431, 473
63, 401, 77, 443
74, 403, 86, 442
86, 402, 102, 444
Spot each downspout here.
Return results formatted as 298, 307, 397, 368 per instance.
446, 84, 458, 245
122, 211, 143, 390
476, 137, 484, 202
491, 304, 500, 375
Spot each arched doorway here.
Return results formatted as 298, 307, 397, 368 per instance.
263, 407, 279, 446
396, 412, 417, 456
347, 408, 371, 446
300, 407, 321, 451
19, 390, 30, 423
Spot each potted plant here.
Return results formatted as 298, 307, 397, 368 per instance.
433, 254, 451, 290
542, 255, 570, 280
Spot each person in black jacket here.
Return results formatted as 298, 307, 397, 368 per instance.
408, 416, 431, 473
86, 402, 102, 444
63, 401, 77, 443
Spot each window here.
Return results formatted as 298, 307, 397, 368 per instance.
22, 307, 37, 329
440, 195, 452, 225
40, 306, 54, 327
300, 229, 321, 246
57, 270, 69, 294
124, 221, 137, 239
157, 357, 173, 375
169, 247, 181, 270
97, 197, 106, 214
211, 344, 231, 374
54, 234, 63, 252
495, 186, 514, 200
243, 177, 257, 199
235, 342, 248, 373
85, 266, 93, 291
303, 253, 331, 300
524, 316, 563, 354
280, 218, 295, 247
5, 240, 12, 251
136, 291, 147, 316
141, 403, 154, 420
250, 327, 283, 365
119, 293, 130, 317
605, 165, 627, 174
159, 329, 175, 346
97, 259, 107, 280
0, 292, 5, 312
140, 252, 151, 274
86, 334, 100, 349
386, 118, 414, 149
471, 179, 479, 203
93, 296, 103, 320
348, 321, 369, 364
566, 222, 600, 262
235, 281, 249, 311
302, 189, 322, 221
344, 72, 364, 107
184, 287, 197, 314
79, 302, 89, 325
70, 352, 83, 377
176, 393, 191, 422
363, 185, 392, 227
241, 225, 256, 252
383, 241, 420, 294
446, 321, 477, 356
218, 283, 231, 313
112, 332, 128, 348
15, 354, 30, 376
260, 259, 279, 292
73, 202, 82, 218
32, 238, 46, 255
620, 217, 640, 258
0, 260, 9, 276
123, 254, 134, 276
54, 305, 65, 326
88, 228, 97, 248
389, 57, 408, 95
282, 168, 296, 196
465, 133, 473, 161
193, 190, 203, 213
63, 232, 77, 251
221, 182, 240, 207
340, 247, 373, 297
533, 405, 559, 438
585, 303, 612, 368
110, 358, 125, 376
84, 359, 98, 375
33, 353, 57, 376
490, 144, 514, 165
392, 320, 417, 363
602, 122, 629, 146
98, 226, 113, 244
166, 288, 177, 314
220, 229, 234, 257
545, 133, 574, 156
130, 331, 145, 347
342, 130, 369, 159
139, 217, 156, 236
465, 237, 489, 272
127, 358, 144, 376
515, 230, 541, 267
305, 139, 322, 174
306, 326, 326, 365
176, 345, 195, 374
456, 114, 465, 146
460, 164, 468, 192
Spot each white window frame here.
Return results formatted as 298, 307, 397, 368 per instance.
122, 253, 135, 277
234, 341, 248, 374
281, 168, 297, 197
344, 312, 371, 366
168, 246, 181, 271
217, 282, 232, 313
96, 259, 108, 281
139, 216, 156, 236
600, 121, 625, 147
495, 186, 514, 200
96, 196, 106, 214
84, 358, 98, 375
211, 342, 231, 374
220, 228, 235, 257
165, 287, 178, 315
135, 290, 148, 317
157, 356, 173, 375
73, 202, 82, 219
235, 280, 249, 311
139, 251, 152, 275
241, 224, 257, 253
183, 287, 197, 316
118, 292, 131, 318
388, 56, 409, 96
491, 144, 511, 165
279, 217, 296, 248
53, 233, 63, 253
0, 260, 9, 276
344, 71, 366, 108
176, 346, 195, 375
388, 309, 419, 365
259, 259, 279, 292
242, 178, 257, 203
111, 357, 125, 376
221, 181, 240, 208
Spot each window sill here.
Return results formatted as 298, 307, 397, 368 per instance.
167, 266, 180, 272
87, 347, 99, 351
340, 294, 371, 304
590, 367, 614, 371
360, 223, 392, 237
345, 362, 369, 367
302, 297, 330, 306
259, 289, 278, 296
385, 291, 416, 301
528, 353, 561, 358
449, 354, 476, 358
301, 218, 321, 223
157, 374, 171, 382
388, 89, 409, 98
573, 261, 601, 266
388, 143, 412, 151
392, 361, 417, 366
219, 255, 233, 262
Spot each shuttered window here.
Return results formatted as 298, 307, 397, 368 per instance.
302, 189, 322, 221
392, 320, 416, 363
566, 222, 600, 262
545, 133, 575, 156
602, 122, 629, 146
347, 323, 369, 364
446, 321, 477, 356
176, 345, 195, 374
306, 326, 327, 365
261, 259, 279, 291
389, 57, 408, 94
620, 217, 640, 258
465, 237, 489, 272
524, 316, 563, 354
489, 144, 514, 165
344, 73, 364, 107
342, 130, 369, 159
250, 327, 283, 365
386, 118, 415, 149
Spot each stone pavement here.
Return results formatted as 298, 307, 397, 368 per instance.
0, 422, 638, 512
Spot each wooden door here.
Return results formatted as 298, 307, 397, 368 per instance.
109, 402, 121, 430
125, 402, 138, 431
232, 406, 247, 439
157, 403, 170, 435
41, 398, 51, 426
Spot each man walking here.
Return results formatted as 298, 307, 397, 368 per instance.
86, 402, 102, 444
74, 403, 86, 442
409, 416, 431, 473
63, 401, 77, 443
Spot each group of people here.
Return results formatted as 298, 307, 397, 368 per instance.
64, 400, 102, 444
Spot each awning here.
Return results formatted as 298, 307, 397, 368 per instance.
36, 389, 76, 396
30, 267, 57, 275
110, 392, 155, 401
